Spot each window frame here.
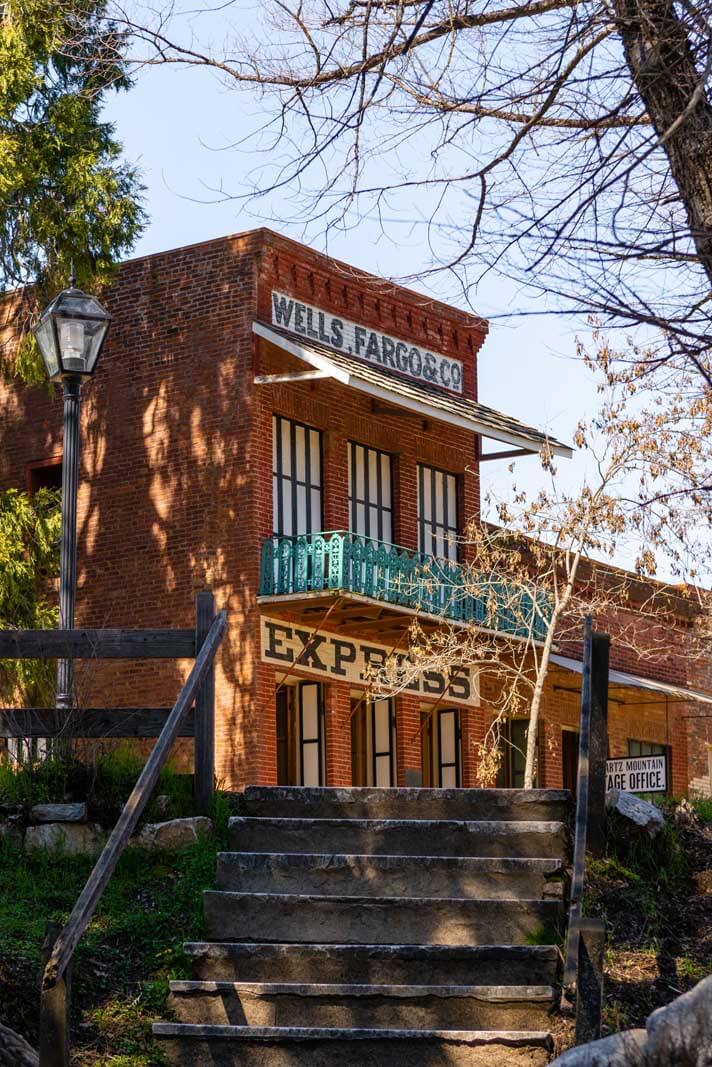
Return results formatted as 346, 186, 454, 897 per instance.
25, 456, 62, 495
348, 441, 394, 544
417, 463, 459, 561
272, 415, 323, 538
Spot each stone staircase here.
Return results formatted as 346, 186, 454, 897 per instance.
154, 786, 571, 1065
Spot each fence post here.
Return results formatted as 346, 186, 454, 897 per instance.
576, 918, 606, 1043
194, 591, 216, 814
588, 632, 610, 858
38, 923, 70, 1067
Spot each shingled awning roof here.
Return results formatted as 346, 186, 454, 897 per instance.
254, 321, 573, 458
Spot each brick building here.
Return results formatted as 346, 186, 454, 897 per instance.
1, 229, 710, 795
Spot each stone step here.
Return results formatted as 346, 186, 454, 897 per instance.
227, 817, 568, 859
153, 1024, 553, 1066
167, 980, 557, 1030
238, 786, 570, 823
182, 942, 562, 986
203, 892, 564, 946
215, 852, 565, 900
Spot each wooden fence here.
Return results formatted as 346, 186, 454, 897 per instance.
0, 591, 219, 811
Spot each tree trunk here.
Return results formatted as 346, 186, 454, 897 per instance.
614, 0, 712, 286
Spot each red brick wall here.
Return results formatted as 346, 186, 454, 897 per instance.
0, 228, 489, 790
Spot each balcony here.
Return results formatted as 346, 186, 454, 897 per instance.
259, 531, 549, 640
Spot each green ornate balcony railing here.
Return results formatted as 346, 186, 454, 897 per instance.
259, 531, 550, 640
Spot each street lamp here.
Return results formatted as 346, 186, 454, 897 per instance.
33, 277, 112, 709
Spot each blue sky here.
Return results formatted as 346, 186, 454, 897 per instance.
104, 56, 604, 521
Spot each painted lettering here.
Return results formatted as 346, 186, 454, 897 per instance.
448, 669, 471, 701
264, 621, 294, 663
331, 319, 344, 347
381, 336, 396, 368
439, 359, 451, 388
272, 294, 294, 328
422, 670, 445, 695
360, 645, 388, 680
294, 303, 305, 333
294, 629, 328, 671
395, 342, 409, 372
408, 346, 423, 377
305, 308, 320, 340
366, 332, 381, 360
332, 639, 357, 677
423, 353, 438, 381
354, 325, 367, 355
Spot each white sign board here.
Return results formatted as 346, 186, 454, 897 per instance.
271, 291, 465, 394
261, 615, 479, 707
606, 755, 667, 793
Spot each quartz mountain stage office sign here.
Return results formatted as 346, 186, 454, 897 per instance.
272, 291, 465, 395
606, 755, 667, 793
261, 616, 479, 707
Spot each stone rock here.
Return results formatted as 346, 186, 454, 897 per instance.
550, 1030, 647, 1066
606, 789, 665, 838
0, 1022, 38, 1067
24, 822, 104, 855
137, 817, 213, 850
30, 802, 87, 824
153, 794, 173, 818
646, 973, 712, 1066
673, 798, 700, 829
552, 975, 712, 1066
693, 869, 712, 896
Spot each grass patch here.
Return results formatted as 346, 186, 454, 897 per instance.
0, 745, 196, 826
0, 789, 230, 1065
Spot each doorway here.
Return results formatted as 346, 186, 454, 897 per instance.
351, 696, 396, 786
496, 719, 532, 788
562, 728, 580, 794
421, 708, 461, 787
276, 681, 325, 786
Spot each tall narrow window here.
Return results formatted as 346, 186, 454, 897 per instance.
418, 465, 458, 560
348, 443, 393, 543
300, 682, 325, 786
273, 416, 322, 537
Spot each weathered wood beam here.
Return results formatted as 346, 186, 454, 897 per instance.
479, 447, 536, 461
193, 591, 216, 814
254, 370, 329, 384
0, 708, 195, 738
0, 629, 196, 660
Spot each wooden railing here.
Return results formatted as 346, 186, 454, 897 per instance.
562, 615, 610, 1043
0, 592, 227, 1067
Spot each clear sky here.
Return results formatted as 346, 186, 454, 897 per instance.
104, 54, 607, 528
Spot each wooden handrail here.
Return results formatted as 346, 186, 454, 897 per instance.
563, 616, 594, 990
563, 615, 610, 1041
41, 607, 227, 992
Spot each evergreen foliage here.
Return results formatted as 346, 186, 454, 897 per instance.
0, 487, 61, 702
0, 0, 145, 382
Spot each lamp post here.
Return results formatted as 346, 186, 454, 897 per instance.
33, 278, 111, 710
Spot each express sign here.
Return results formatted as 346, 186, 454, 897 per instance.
260, 616, 479, 707
271, 291, 464, 394
606, 755, 667, 794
